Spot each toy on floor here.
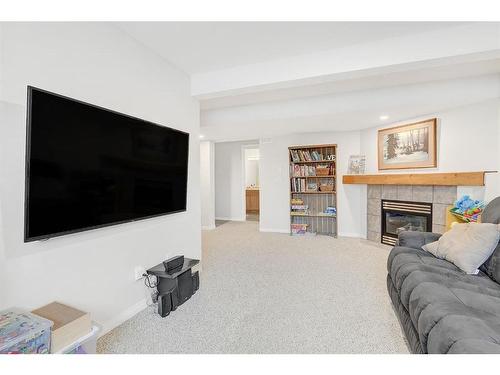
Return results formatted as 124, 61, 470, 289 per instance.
450, 195, 485, 222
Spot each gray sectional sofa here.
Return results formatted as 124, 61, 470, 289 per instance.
387, 197, 500, 354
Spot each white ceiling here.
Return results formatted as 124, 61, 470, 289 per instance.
115, 22, 500, 142
117, 22, 467, 74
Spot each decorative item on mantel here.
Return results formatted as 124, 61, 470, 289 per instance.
378, 118, 437, 170
348, 155, 366, 174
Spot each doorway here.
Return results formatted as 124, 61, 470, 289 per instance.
243, 146, 260, 222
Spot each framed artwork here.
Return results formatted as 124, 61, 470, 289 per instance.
348, 155, 366, 175
378, 118, 437, 170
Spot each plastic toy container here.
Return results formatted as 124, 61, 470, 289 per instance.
0, 309, 53, 354
55, 324, 100, 354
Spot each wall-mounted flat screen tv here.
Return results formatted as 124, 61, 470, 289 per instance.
25, 86, 189, 242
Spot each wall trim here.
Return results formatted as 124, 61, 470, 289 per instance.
100, 298, 147, 337
259, 228, 290, 234
259, 228, 363, 237
202, 225, 216, 230
215, 216, 245, 221
339, 232, 365, 239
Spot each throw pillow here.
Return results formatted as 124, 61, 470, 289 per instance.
422, 223, 500, 274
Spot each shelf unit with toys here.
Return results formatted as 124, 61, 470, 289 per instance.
289, 144, 337, 237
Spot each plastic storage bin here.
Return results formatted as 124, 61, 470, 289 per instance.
56, 324, 100, 354
0, 309, 53, 354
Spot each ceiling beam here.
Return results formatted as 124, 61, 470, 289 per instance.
192, 23, 500, 99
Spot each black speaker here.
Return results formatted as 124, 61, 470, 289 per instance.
170, 290, 179, 311
192, 271, 199, 292
158, 293, 172, 317
177, 270, 193, 303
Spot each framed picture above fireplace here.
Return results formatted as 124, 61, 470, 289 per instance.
378, 118, 437, 170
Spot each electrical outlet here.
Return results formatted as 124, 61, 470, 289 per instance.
134, 266, 146, 281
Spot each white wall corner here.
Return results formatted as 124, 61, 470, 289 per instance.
99, 298, 148, 337
200, 141, 216, 230
215, 216, 245, 221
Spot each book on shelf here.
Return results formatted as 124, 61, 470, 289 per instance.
299, 150, 306, 161
291, 149, 324, 162
291, 164, 318, 177
310, 150, 323, 161
291, 177, 308, 192
290, 150, 336, 163
291, 203, 308, 216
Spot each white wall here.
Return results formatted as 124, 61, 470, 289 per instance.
360, 100, 500, 201
208, 100, 499, 239
200, 141, 215, 229
259, 131, 364, 237
0, 23, 201, 333
0, 24, 3, 98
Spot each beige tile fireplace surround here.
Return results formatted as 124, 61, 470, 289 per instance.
366, 185, 456, 243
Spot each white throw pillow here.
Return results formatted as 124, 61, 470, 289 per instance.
422, 223, 500, 274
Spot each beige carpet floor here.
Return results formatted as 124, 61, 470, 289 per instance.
97, 221, 408, 353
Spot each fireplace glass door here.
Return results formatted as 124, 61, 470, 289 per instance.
385, 212, 428, 236
381, 200, 432, 245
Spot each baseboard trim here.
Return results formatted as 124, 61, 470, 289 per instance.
215, 216, 245, 221
202, 225, 216, 230
100, 298, 147, 337
259, 228, 290, 234
338, 232, 365, 238
258, 228, 364, 238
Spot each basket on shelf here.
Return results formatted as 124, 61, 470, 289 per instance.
316, 167, 330, 176
319, 184, 334, 192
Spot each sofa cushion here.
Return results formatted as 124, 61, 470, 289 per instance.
481, 243, 500, 283
389, 245, 500, 353
480, 196, 500, 283
397, 231, 442, 250
447, 339, 500, 354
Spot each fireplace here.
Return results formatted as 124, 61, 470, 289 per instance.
381, 199, 432, 246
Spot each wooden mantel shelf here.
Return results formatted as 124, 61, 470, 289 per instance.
342, 171, 496, 186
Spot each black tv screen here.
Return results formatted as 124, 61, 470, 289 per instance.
25, 87, 189, 242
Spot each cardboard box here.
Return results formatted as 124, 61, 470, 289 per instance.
31, 302, 91, 353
